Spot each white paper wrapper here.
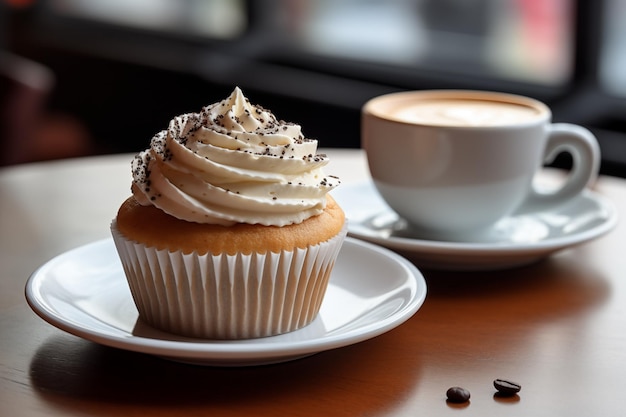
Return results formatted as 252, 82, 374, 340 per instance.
111, 221, 347, 339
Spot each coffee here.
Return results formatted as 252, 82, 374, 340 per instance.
446, 386, 471, 403
362, 90, 600, 240
493, 379, 521, 396
391, 98, 543, 127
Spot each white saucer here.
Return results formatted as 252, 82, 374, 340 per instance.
332, 182, 618, 271
25, 237, 426, 366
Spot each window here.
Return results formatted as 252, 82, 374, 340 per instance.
5, 0, 626, 175
600, 0, 626, 96
47, 0, 247, 39
264, 0, 574, 86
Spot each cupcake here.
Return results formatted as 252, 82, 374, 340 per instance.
111, 87, 346, 339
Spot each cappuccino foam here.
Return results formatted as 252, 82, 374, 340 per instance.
392, 98, 543, 127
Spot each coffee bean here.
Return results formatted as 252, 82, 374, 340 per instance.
446, 386, 470, 403
493, 379, 521, 396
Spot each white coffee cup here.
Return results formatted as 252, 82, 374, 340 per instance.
362, 90, 600, 241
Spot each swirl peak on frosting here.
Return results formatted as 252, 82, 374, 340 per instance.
131, 87, 340, 226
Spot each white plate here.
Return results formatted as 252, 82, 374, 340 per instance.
25, 237, 426, 366
333, 182, 618, 271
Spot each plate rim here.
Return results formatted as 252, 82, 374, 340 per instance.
25, 237, 427, 362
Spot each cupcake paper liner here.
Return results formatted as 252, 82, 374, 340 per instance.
111, 221, 347, 340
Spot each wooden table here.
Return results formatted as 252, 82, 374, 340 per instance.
1, 148, 625, 416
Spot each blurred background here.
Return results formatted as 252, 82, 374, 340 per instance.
1, 0, 625, 177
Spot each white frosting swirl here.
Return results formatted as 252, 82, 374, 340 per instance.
131, 87, 340, 226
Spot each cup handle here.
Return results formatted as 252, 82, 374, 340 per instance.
519, 123, 600, 213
